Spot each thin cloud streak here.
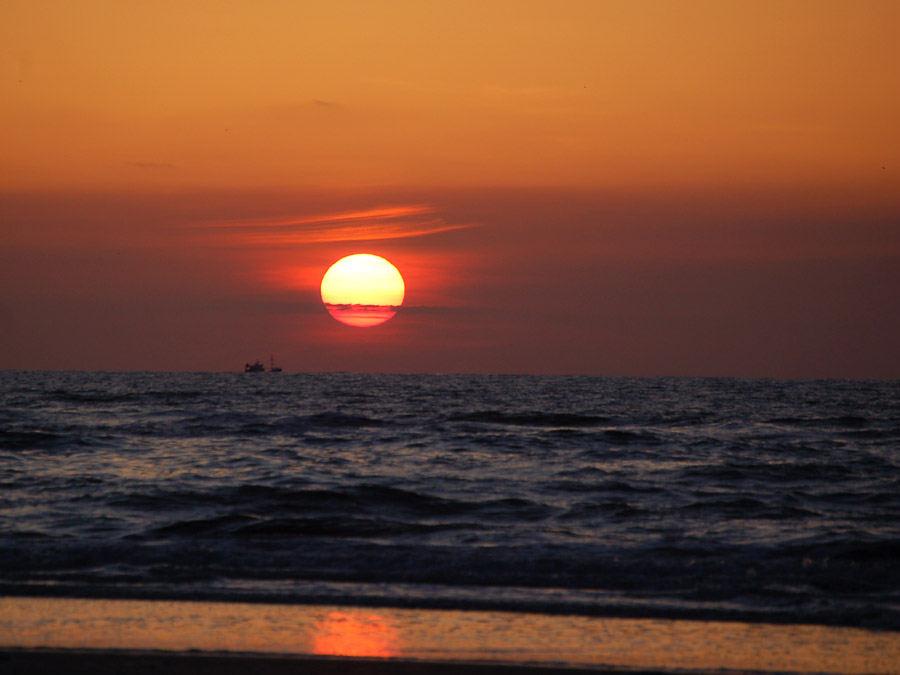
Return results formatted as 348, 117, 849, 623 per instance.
198, 205, 477, 246
207, 205, 433, 228
132, 162, 176, 170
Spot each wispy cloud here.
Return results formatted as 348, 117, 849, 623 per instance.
132, 162, 176, 170
200, 205, 475, 246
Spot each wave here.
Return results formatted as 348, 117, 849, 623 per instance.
3, 371, 899, 630
0, 429, 94, 451
5, 533, 900, 626
46, 389, 213, 405
448, 411, 612, 427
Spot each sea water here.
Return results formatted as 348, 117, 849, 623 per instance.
1, 372, 898, 630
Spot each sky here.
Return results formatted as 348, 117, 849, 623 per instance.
1, 0, 898, 377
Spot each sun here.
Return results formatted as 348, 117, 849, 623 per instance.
320, 254, 405, 327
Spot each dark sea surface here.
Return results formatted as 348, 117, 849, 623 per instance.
1, 372, 898, 630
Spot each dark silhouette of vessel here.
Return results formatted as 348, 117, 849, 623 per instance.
244, 355, 282, 372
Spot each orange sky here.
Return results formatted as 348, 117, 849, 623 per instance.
1, 0, 898, 377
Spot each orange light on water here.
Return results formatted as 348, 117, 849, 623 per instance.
311, 611, 401, 658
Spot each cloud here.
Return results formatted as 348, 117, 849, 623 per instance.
132, 162, 176, 170
199, 205, 476, 246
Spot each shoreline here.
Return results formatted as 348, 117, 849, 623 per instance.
1, 585, 895, 632
2, 596, 899, 674
0, 648, 618, 674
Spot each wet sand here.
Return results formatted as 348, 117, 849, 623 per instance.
0, 650, 616, 674
2, 597, 898, 674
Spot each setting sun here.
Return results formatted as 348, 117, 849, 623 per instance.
320, 254, 405, 327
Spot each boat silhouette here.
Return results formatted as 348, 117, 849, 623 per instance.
243, 355, 282, 372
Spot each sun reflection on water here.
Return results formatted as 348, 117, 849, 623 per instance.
311, 610, 400, 658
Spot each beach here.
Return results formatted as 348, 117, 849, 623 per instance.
0, 650, 610, 675
2, 597, 899, 674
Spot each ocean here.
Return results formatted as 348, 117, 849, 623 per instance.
1, 371, 899, 631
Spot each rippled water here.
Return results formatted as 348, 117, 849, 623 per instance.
1, 372, 898, 628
